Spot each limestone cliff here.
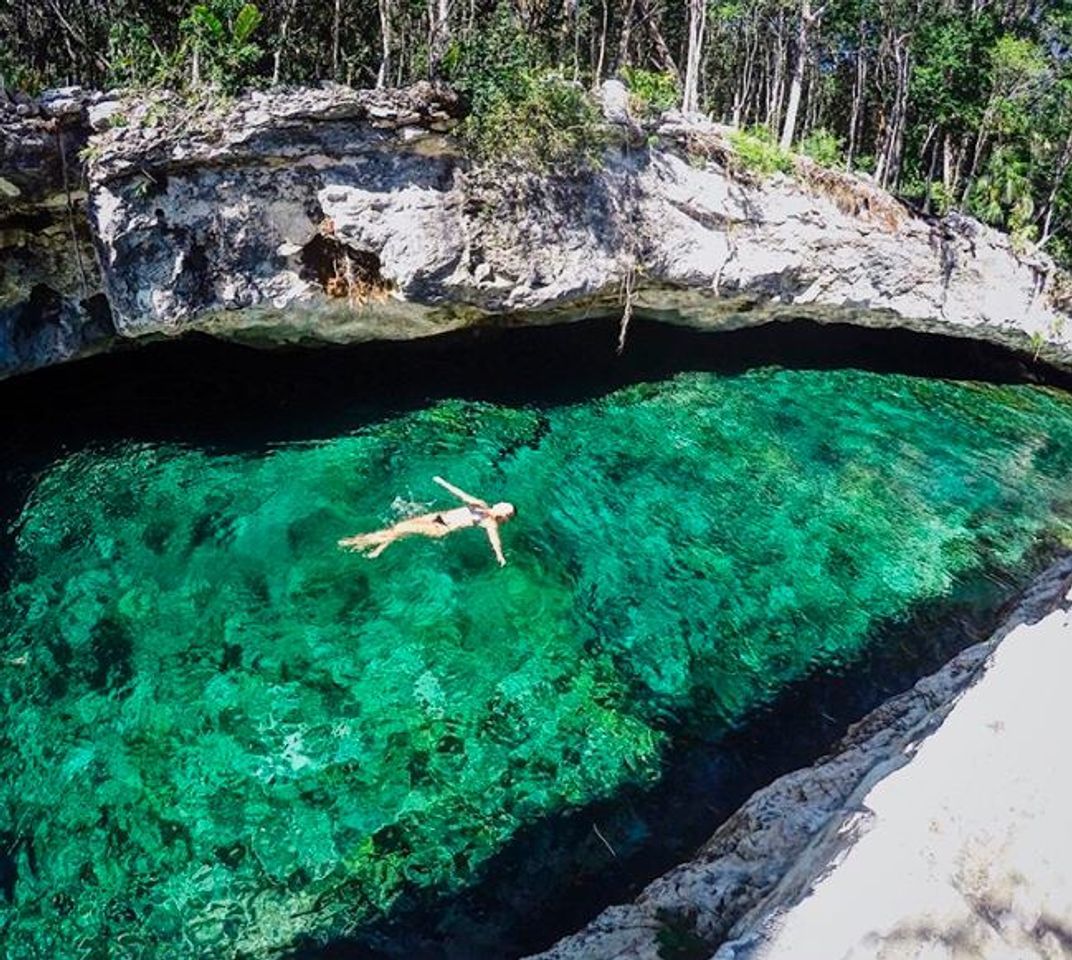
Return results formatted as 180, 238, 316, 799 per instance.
2, 81, 1071, 379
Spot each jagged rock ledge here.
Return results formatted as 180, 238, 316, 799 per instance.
2, 80, 1071, 379
528, 553, 1072, 960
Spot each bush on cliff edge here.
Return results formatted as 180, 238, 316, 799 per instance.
443, 5, 605, 172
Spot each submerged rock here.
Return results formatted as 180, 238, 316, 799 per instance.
1, 82, 1070, 378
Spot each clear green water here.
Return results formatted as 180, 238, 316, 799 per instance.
4, 366, 1072, 957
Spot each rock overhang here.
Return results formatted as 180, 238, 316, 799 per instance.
1, 80, 1071, 380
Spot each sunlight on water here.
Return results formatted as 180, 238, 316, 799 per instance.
4, 367, 1072, 956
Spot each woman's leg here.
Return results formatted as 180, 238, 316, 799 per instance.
339, 515, 450, 557
338, 530, 390, 551
366, 534, 399, 558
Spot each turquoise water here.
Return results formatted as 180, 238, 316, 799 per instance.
4, 362, 1072, 957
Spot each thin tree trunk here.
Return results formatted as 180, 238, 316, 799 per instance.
803, 57, 821, 135
780, 0, 825, 150
616, 0, 636, 70
887, 42, 910, 187
768, 14, 787, 131
874, 33, 908, 188
332, 0, 342, 80
636, 0, 681, 81
923, 125, 940, 213
1041, 126, 1072, 244
845, 37, 866, 168
376, 0, 392, 88
427, 0, 451, 77
961, 103, 994, 203
594, 0, 609, 84
271, 0, 299, 84
571, 0, 581, 82
682, 0, 706, 113
733, 26, 758, 125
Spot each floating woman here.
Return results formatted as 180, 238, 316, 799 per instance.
338, 476, 516, 566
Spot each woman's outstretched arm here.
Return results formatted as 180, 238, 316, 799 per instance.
432, 475, 487, 507
483, 521, 507, 567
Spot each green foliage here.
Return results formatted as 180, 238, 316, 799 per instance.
1051, 236, 1072, 268
990, 35, 1050, 137
911, 13, 993, 131
445, 6, 604, 169
928, 180, 955, 215
729, 125, 794, 177
899, 176, 954, 214
800, 127, 843, 167
180, 0, 263, 92
0, 46, 42, 94
107, 19, 175, 88
621, 67, 679, 117
853, 153, 877, 175
473, 72, 605, 170
969, 145, 1037, 242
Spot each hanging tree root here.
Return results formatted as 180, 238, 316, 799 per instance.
617, 261, 637, 355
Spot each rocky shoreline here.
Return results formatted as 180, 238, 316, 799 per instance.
529, 554, 1072, 960
3, 81, 1072, 380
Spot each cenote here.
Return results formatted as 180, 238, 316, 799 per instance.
4, 318, 1072, 960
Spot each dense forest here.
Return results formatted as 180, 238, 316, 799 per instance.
2, 0, 1071, 264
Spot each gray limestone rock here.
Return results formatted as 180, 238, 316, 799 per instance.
1, 81, 1070, 380
38, 86, 87, 119
0, 93, 107, 377
598, 78, 633, 126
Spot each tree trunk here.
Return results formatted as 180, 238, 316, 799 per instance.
376, 0, 392, 88
636, 0, 681, 81
594, 0, 609, 84
332, 0, 342, 80
961, 103, 994, 203
616, 0, 636, 70
734, 28, 758, 126
571, 0, 581, 82
780, 0, 827, 150
942, 130, 954, 190
845, 37, 866, 168
271, 0, 300, 84
682, 0, 706, 113
803, 56, 821, 135
768, 11, 789, 132
887, 44, 910, 188
428, 0, 451, 77
874, 33, 908, 188
779, 3, 808, 150
923, 124, 939, 214
1041, 125, 1072, 245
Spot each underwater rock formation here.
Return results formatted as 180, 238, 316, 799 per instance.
2, 81, 1070, 378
